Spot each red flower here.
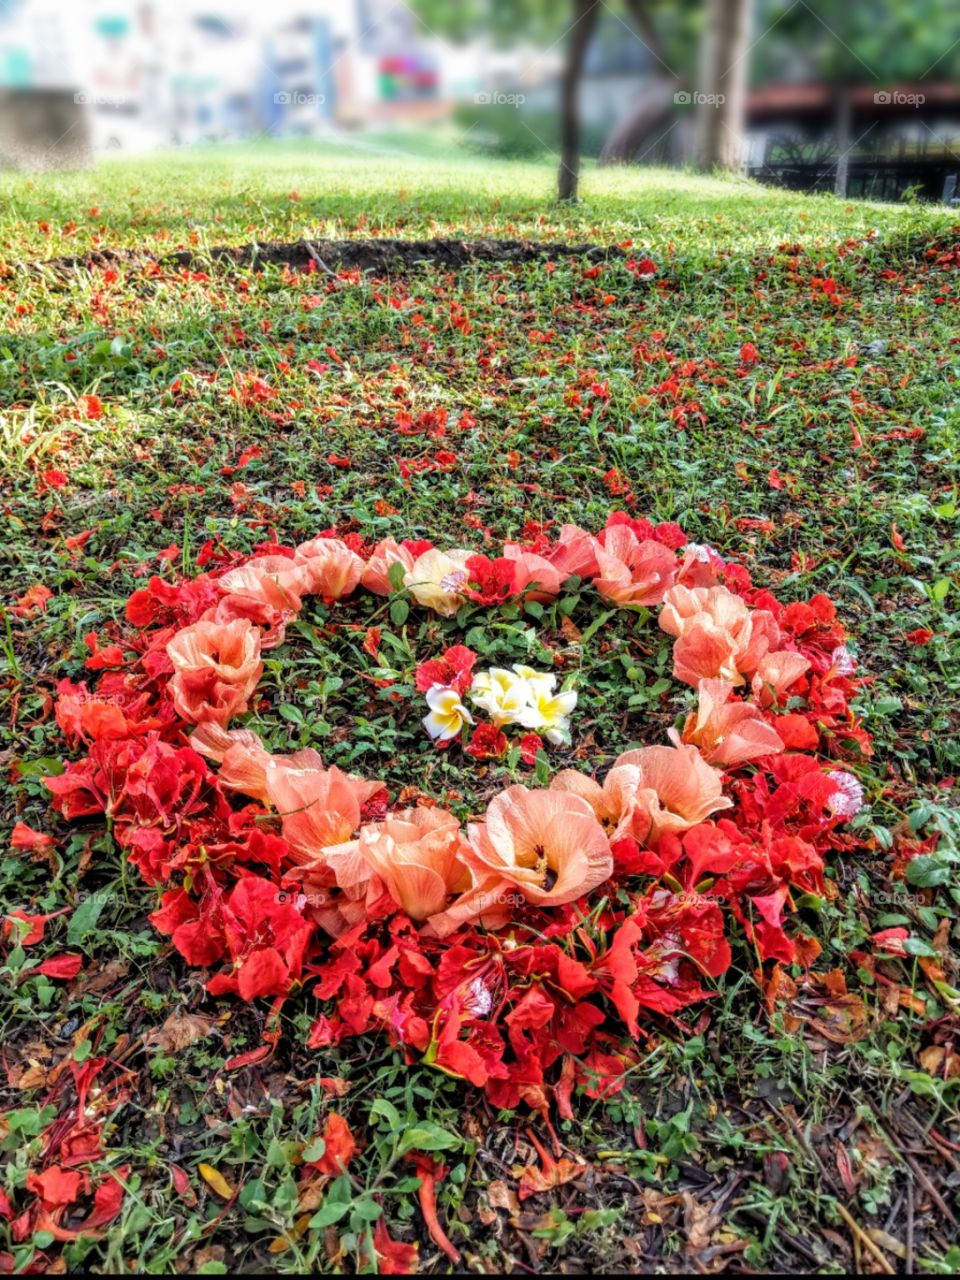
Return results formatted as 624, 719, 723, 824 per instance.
518, 733, 543, 766
306, 1112, 358, 1174
415, 644, 476, 696
10, 824, 57, 857
206, 875, 313, 1000
371, 1217, 418, 1274
13, 584, 52, 617
462, 554, 517, 605
466, 723, 508, 760
78, 393, 104, 420
905, 627, 933, 646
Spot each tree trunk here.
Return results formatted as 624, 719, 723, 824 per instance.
558, 0, 602, 201
598, 76, 679, 166
693, 0, 752, 171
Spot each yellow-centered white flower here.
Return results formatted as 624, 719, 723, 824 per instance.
466, 664, 578, 743
519, 679, 578, 744
468, 667, 532, 726
422, 684, 474, 741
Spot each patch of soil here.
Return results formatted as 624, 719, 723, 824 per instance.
14, 237, 628, 278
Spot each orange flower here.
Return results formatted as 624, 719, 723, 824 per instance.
463, 785, 613, 907
502, 545, 565, 602
264, 759, 384, 862
294, 537, 364, 600
547, 523, 598, 578
190, 723, 273, 802
191, 724, 345, 810
614, 743, 732, 843
660, 583, 750, 638
592, 525, 678, 607
550, 762, 647, 841
350, 808, 471, 920
660, 585, 779, 686
751, 650, 811, 707
166, 618, 263, 726
679, 678, 784, 766
215, 555, 307, 646
361, 537, 417, 595
675, 543, 723, 589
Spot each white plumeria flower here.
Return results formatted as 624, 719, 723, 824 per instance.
423, 683, 474, 741
468, 667, 532, 726
519, 681, 578, 744
511, 663, 556, 692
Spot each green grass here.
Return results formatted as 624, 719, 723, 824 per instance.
2, 139, 959, 1274
1, 134, 954, 260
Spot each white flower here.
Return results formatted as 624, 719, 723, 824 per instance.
519, 680, 578, 744
827, 770, 865, 819
469, 667, 532, 726
468, 664, 579, 743
511, 663, 555, 690
683, 543, 713, 563
423, 683, 474, 741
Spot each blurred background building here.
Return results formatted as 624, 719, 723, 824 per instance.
0, 0, 958, 203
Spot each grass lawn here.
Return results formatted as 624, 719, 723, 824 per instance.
2, 137, 960, 1274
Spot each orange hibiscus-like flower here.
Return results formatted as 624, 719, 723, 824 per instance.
501, 545, 565, 602
294, 537, 365, 600
361, 537, 417, 595
592, 524, 678, 607
660, 584, 779, 686
550, 761, 647, 842
614, 744, 732, 843
546, 523, 598, 579
190, 724, 335, 808
214, 555, 307, 647
465, 785, 613, 906
427, 785, 614, 938
166, 618, 263, 726
348, 808, 471, 921
264, 758, 384, 863
679, 678, 784, 766
751, 649, 811, 707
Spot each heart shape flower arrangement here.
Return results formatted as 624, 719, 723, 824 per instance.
32, 510, 871, 1114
